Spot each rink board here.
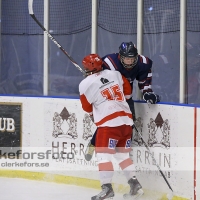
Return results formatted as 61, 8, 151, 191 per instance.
134, 103, 196, 200
0, 96, 199, 200
196, 108, 200, 200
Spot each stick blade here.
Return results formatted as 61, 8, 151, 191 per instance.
167, 191, 174, 200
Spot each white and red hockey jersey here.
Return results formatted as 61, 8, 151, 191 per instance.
79, 69, 133, 127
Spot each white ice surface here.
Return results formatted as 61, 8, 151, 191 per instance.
0, 177, 164, 200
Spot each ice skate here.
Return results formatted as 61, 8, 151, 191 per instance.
123, 176, 144, 199
91, 183, 114, 200
84, 140, 95, 161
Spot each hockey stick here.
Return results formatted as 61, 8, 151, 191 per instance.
133, 125, 174, 199
28, 0, 86, 76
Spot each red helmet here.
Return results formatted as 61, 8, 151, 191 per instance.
82, 54, 103, 75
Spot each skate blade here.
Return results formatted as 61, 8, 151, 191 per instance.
123, 189, 144, 200
105, 193, 114, 199
91, 193, 114, 200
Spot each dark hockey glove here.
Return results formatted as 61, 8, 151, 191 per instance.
143, 92, 160, 104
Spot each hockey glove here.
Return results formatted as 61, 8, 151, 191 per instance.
143, 92, 160, 104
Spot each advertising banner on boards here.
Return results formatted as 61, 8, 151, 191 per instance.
0, 103, 22, 151
133, 103, 195, 199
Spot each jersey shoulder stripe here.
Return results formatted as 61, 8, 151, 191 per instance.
104, 57, 115, 70
139, 55, 149, 64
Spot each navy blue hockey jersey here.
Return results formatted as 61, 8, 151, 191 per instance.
102, 53, 153, 94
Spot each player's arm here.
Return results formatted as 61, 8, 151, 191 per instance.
137, 56, 153, 93
121, 74, 136, 120
137, 56, 160, 104
80, 93, 94, 122
79, 82, 93, 115
138, 68, 153, 92
80, 94, 93, 114
138, 70, 160, 104
121, 75, 132, 99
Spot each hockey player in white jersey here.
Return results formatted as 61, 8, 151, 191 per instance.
79, 54, 144, 200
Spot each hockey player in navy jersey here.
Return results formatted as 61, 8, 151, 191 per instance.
103, 42, 154, 97
85, 41, 160, 161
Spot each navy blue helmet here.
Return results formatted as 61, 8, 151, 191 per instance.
119, 42, 138, 68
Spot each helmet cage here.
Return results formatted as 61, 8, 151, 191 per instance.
84, 68, 99, 76
120, 55, 138, 69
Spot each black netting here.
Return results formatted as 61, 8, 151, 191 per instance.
143, 0, 180, 34
49, 0, 91, 34
187, 0, 200, 32
2, 0, 200, 36
2, 0, 91, 35
2, 0, 43, 35
98, 0, 180, 34
98, 0, 137, 34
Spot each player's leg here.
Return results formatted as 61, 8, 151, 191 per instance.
126, 98, 144, 147
114, 125, 144, 200
91, 153, 115, 200
114, 152, 143, 200
126, 98, 136, 121
91, 127, 117, 200
84, 128, 97, 161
